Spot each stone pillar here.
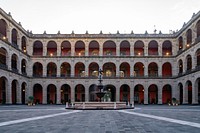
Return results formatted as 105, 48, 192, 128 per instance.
144, 63, 148, 77
71, 62, 75, 77
71, 83, 75, 102
85, 43, 89, 56
130, 64, 134, 77
144, 42, 148, 56
158, 42, 162, 56
7, 28, 11, 43
7, 54, 11, 70
43, 62, 47, 77
130, 44, 134, 56
144, 83, 148, 104
43, 41, 47, 56
42, 83, 47, 104
192, 80, 198, 104
183, 83, 188, 104
99, 41, 103, 56
85, 85, 89, 102
17, 81, 22, 104
85, 62, 89, 77
18, 36, 21, 50
56, 85, 61, 104
6, 79, 12, 104
192, 53, 196, 69
18, 58, 21, 74
116, 85, 120, 102
157, 83, 162, 104
116, 44, 120, 56
57, 61, 61, 77
158, 61, 162, 77
116, 63, 120, 77
130, 85, 134, 103
57, 45, 61, 56
71, 41, 75, 56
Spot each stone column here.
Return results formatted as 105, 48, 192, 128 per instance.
158, 61, 162, 77
130, 64, 134, 77
192, 80, 198, 104
157, 83, 162, 104
85, 43, 89, 56
57, 61, 61, 77
144, 83, 148, 104
71, 62, 75, 77
144, 42, 148, 56
7, 54, 11, 70
85, 85, 89, 102
183, 83, 188, 104
116, 85, 120, 102
158, 42, 162, 56
57, 45, 61, 56
130, 43, 134, 56
130, 84, 134, 103
71, 41, 75, 56
116, 63, 120, 77
42, 83, 47, 104
17, 81, 22, 104
71, 83, 75, 102
116, 43, 120, 56
6, 79, 12, 104
56, 85, 61, 104
99, 41, 103, 56
43, 41, 47, 56
17, 36, 21, 50
144, 62, 148, 77
7, 28, 11, 43
18, 58, 21, 74
43, 62, 47, 77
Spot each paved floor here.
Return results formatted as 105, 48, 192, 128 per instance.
0, 105, 200, 133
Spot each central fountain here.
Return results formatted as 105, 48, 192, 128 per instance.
65, 69, 134, 110
95, 69, 106, 102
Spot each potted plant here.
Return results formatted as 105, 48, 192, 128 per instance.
28, 96, 34, 106
172, 97, 177, 106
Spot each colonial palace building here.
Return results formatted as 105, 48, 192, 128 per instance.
1, 8, 200, 105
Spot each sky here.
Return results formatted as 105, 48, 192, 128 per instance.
0, 0, 200, 34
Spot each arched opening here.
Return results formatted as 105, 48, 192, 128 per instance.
134, 84, 144, 104
186, 29, 192, 47
47, 62, 57, 77
148, 84, 158, 104
11, 54, 18, 72
104, 85, 116, 102
33, 41, 43, 56
60, 62, 71, 77
75, 84, 85, 102
75, 62, 85, 77
89, 41, 99, 56
47, 84, 57, 104
162, 62, 172, 77
21, 59, 27, 75
120, 84, 130, 102
178, 83, 183, 104
61, 41, 71, 56
186, 55, 192, 71
148, 62, 158, 77
33, 62, 43, 77
89, 84, 98, 101
196, 49, 200, 68
178, 36, 183, 51
120, 40, 130, 56
75, 41, 85, 56
21, 36, 27, 53
0, 19, 7, 38
134, 40, 144, 56
21, 82, 26, 104
61, 84, 71, 104
0, 47, 7, 68
162, 85, 172, 104
0, 77, 7, 104
120, 62, 130, 77
47, 41, 57, 56
186, 80, 192, 104
103, 62, 116, 77
197, 20, 200, 38
194, 78, 200, 104
134, 62, 144, 77
148, 40, 158, 55
89, 62, 99, 77
12, 80, 18, 104
103, 41, 116, 56
162, 40, 172, 55
11, 28, 18, 46
178, 59, 183, 74
33, 84, 43, 104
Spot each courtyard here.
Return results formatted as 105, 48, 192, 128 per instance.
0, 105, 200, 133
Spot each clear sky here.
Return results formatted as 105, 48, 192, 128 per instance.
0, 0, 200, 34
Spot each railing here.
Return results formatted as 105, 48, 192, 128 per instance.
11, 43, 19, 49
0, 63, 8, 69
11, 68, 18, 73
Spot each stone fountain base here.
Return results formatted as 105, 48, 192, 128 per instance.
65, 102, 134, 110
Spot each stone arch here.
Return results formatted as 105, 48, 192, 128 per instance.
75, 41, 85, 56
162, 40, 172, 55
33, 84, 43, 104
11, 28, 18, 46
120, 40, 130, 56
185, 80, 192, 104
0, 19, 7, 38
0, 76, 7, 104
162, 84, 172, 104
103, 62, 116, 77
21, 59, 27, 74
186, 29, 192, 46
148, 84, 158, 104
60, 62, 71, 77
134, 62, 144, 77
134, 40, 144, 56
148, 40, 158, 55
162, 62, 172, 77
103, 40, 116, 56
0, 47, 8, 68
178, 59, 183, 74
21, 36, 27, 53
11, 53, 18, 71
89, 62, 99, 77
148, 62, 158, 77
134, 84, 144, 104
104, 84, 116, 102
61, 41, 71, 56
178, 36, 183, 51
75, 62, 85, 77
120, 62, 130, 77
47, 84, 57, 104
33, 62, 43, 77
61, 84, 71, 104
12, 79, 19, 104
89, 40, 99, 56
21, 82, 27, 104
75, 84, 85, 102
47, 41, 57, 56
186, 54, 192, 71
33, 40, 43, 56
47, 62, 57, 77
178, 82, 183, 104
120, 84, 130, 102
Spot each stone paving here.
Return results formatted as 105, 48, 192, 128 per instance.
0, 105, 200, 133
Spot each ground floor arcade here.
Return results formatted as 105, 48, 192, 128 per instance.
1, 76, 200, 105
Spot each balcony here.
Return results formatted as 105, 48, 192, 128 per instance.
0, 64, 8, 69
12, 68, 18, 73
